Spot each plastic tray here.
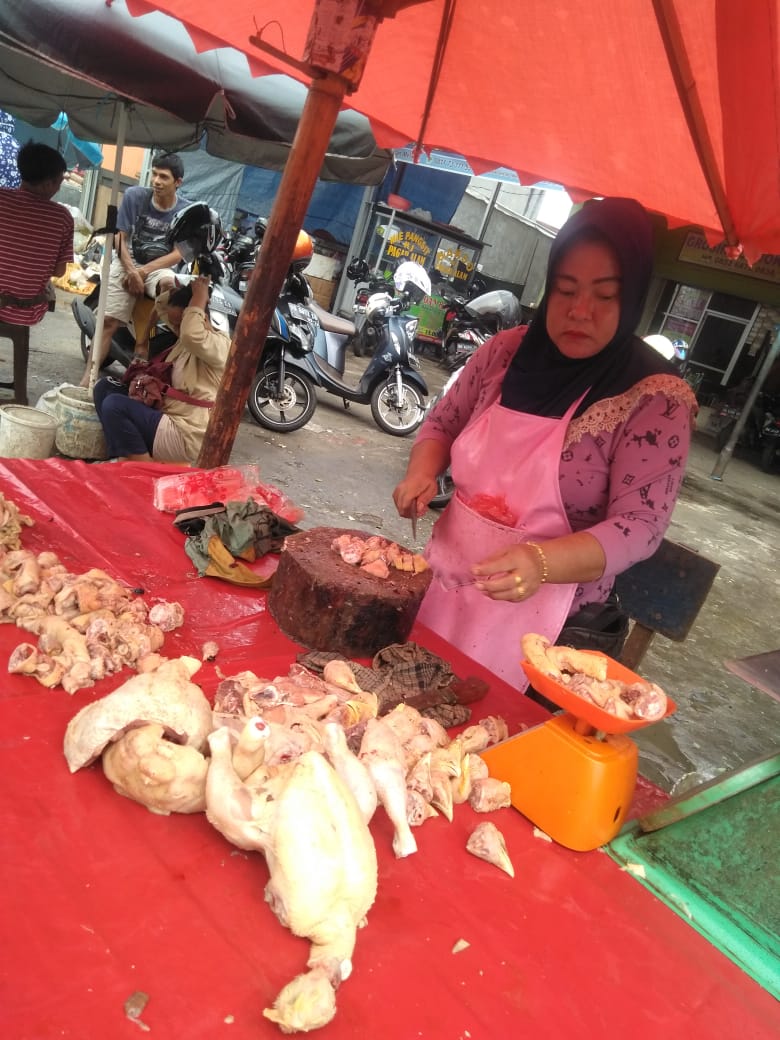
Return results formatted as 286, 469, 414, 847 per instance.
521, 652, 677, 734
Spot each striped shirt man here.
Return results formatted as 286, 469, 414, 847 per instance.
0, 186, 74, 325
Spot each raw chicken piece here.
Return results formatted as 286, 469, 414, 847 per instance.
430, 741, 464, 779
322, 659, 363, 694
407, 751, 434, 802
102, 723, 208, 814
322, 722, 377, 824
264, 751, 378, 976
458, 724, 492, 754
450, 751, 473, 805
466, 821, 515, 877
205, 727, 269, 850
148, 600, 185, 632
63, 657, 209, 771
381, 702, 425, 746
429, 770, 454, 822
232, 716, 271, 780
468, 777, 512, 813
620, 681, 667, 720
201, 640, 219, 661
360, 557, 389, 579
417, 716, 450, 747
477, 715, 509, 745
359, 717, 417, 858
521, 632, 558, 676
263, 967, 337, 1033
547, 644, 607, 681
406, 789, 437, 827
466, 753, 490, 781
206, 733, 378, 1019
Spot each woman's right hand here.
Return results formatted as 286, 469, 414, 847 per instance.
393, 473, 439, 518
393, 439, 452, 518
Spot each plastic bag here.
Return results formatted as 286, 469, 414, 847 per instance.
153, 465, 304, 523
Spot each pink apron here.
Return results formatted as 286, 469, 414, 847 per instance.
417, 396, 583, 691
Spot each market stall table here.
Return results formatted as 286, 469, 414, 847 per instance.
1, 459, 778, 1040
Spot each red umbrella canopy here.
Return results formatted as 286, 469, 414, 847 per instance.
128, 0, 779, 263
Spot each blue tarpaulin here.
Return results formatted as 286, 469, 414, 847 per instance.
182, 143, 368, 245
12, 112, 103, 169
380, 158, 467, 224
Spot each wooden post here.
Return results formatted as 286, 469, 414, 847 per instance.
197, 74, 346, 468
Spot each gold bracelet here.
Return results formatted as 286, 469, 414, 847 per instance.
525, 542, 548, 584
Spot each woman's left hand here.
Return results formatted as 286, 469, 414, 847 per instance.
472, 543, 545, 602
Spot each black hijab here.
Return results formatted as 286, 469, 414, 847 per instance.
501, 197, 675, 418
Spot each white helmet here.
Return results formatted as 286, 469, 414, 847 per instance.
393, 261, 431, 299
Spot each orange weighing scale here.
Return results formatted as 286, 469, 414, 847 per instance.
480, 653, 677, 851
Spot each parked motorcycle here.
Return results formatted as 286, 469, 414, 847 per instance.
439, 288, 522, 371
345, 259, 394, 358
712, 382, 768, 454
247, 260, 431, 436
759, 396, 780, 472
223, 218, 266, 294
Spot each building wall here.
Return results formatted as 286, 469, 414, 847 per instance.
451, 189, 555, 308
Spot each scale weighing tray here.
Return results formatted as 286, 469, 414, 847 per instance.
480, 653, 677, 851
608, 754, 780, 997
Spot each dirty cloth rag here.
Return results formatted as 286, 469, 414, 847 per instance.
299, 642, 471, 727
183, 500, 299, 575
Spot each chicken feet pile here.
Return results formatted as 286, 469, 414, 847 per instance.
2, 547, 185, 693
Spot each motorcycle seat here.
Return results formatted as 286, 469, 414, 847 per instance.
309, 301, 355, 337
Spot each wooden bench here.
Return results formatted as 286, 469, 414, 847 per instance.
615, 538, 721, 669
0, 321, 31, 406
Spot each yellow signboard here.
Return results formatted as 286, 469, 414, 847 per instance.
679, 233, 779, 285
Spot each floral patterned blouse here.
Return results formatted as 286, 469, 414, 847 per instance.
0, 111, 20, 189
418, 327, 699, 611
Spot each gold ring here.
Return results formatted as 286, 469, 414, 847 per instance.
514, 574, 524, 590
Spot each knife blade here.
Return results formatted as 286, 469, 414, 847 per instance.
411, 497, 418, 542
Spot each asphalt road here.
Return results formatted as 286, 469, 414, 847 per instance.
6, 289, 780, 795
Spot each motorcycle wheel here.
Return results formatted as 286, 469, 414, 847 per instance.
247, 366, 317, 432
77, 328, 116, 371
760, 440, 777, 473
370, 379, 426, 436
429, 471, 455, 509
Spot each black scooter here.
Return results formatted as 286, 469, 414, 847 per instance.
247, 262, 431, 436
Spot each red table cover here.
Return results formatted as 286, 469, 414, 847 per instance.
1, 459, 777, 1040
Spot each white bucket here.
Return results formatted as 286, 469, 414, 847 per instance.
0, 405, 60, 459
54, 385, 108, 460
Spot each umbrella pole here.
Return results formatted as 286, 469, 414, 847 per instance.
197, 74, 347, 469
89, 101, 128, 391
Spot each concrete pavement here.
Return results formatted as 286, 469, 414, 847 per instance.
3, 290, 779, 794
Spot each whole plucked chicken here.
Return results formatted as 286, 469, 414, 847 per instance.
206, 728, 378, 1034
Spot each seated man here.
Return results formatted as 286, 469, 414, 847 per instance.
81, 151, 191, 385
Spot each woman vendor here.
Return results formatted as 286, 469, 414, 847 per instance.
392, 196, 698, 691
93, 276, 229, 463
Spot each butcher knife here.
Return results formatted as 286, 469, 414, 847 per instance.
411, 497, 418, 541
